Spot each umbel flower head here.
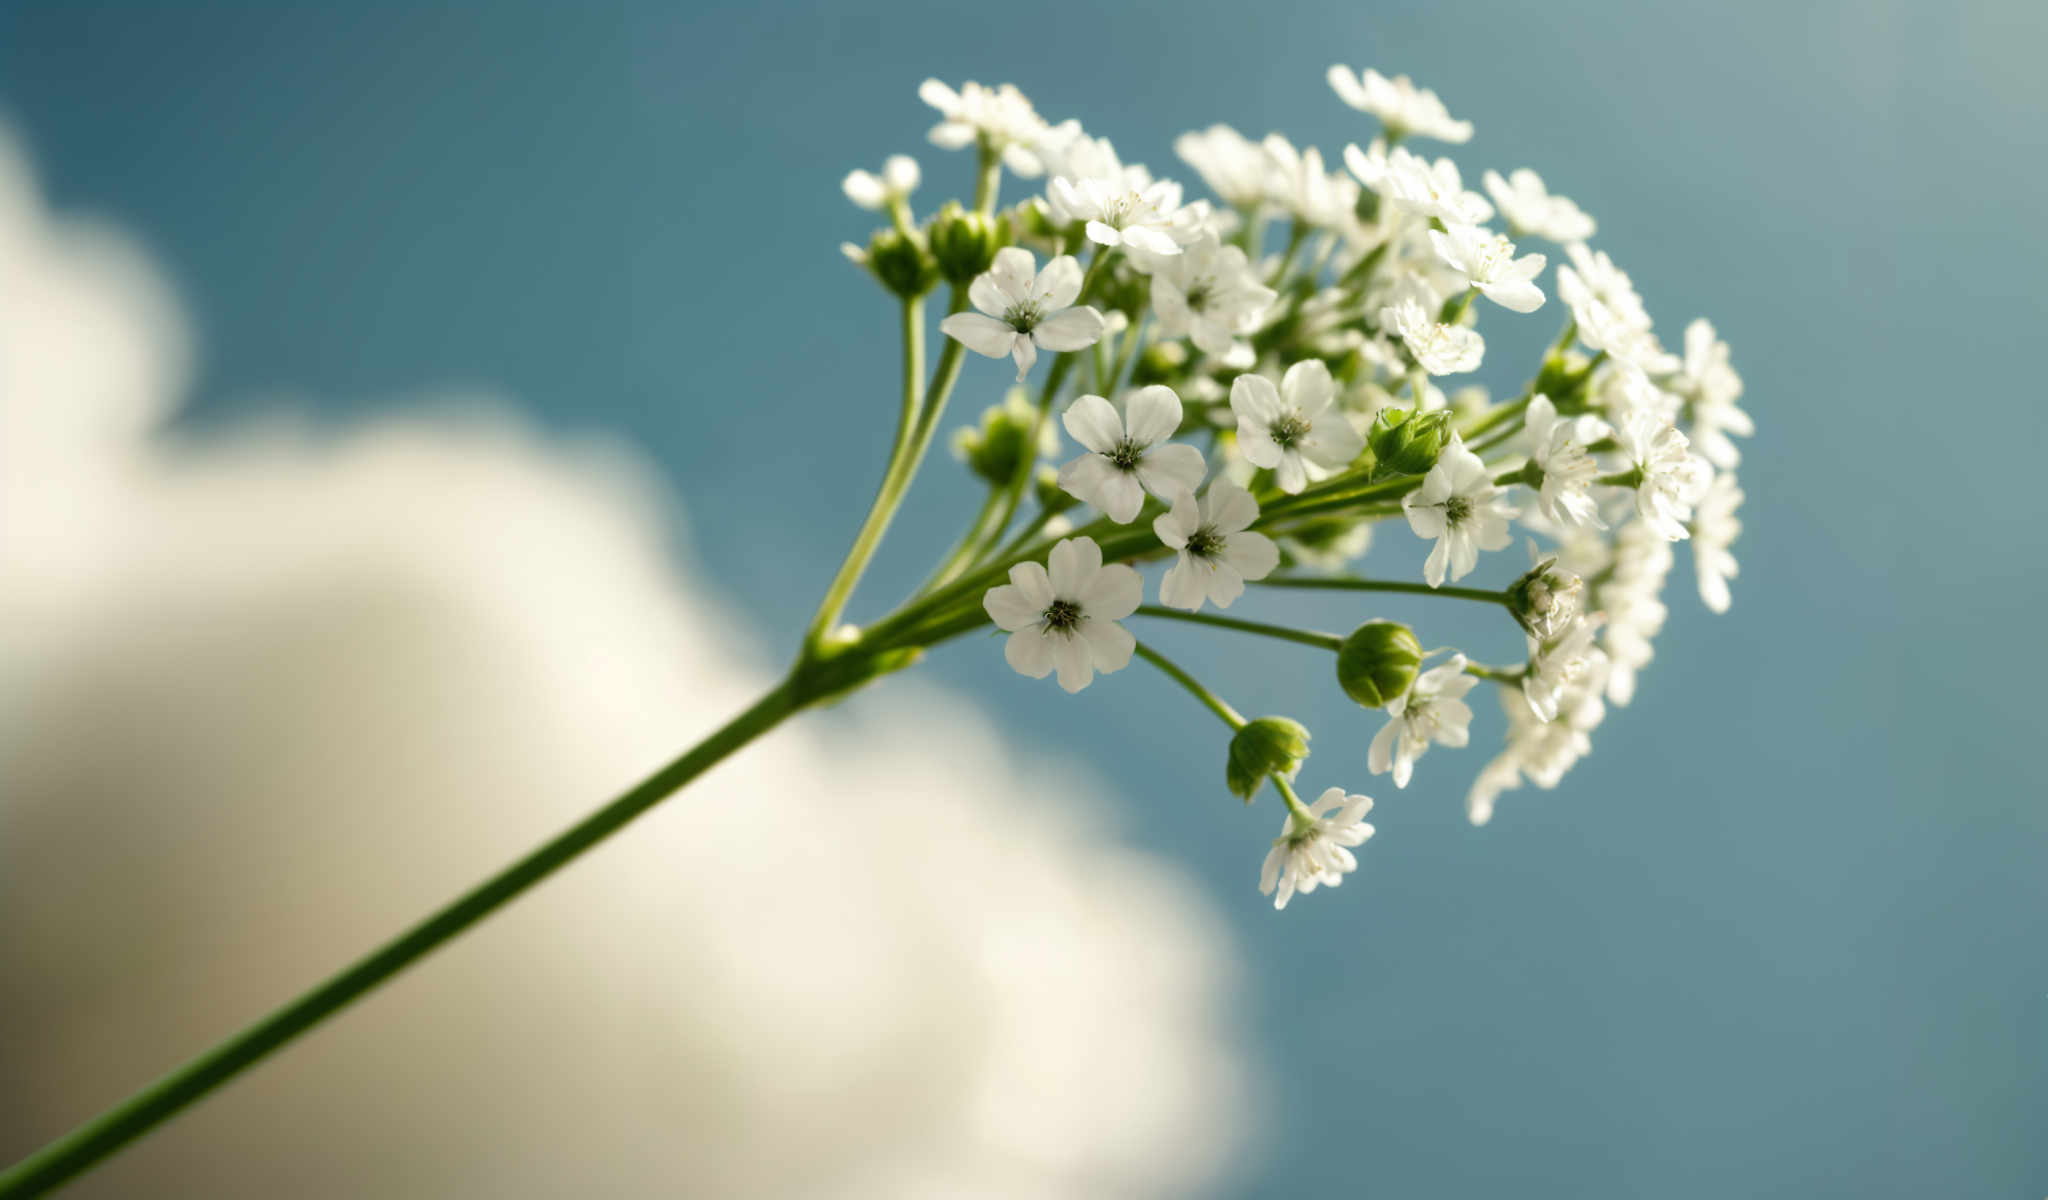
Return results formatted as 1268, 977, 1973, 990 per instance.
982, 536, 1141, 693
942, 247, 1107, 381
1260, 788, 1376, 910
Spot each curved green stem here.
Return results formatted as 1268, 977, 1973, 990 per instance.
1134, 605, 1343, 651
1134, 641, 1245, 729
0, 681, 808, 1199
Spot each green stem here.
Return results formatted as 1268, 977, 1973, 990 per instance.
972, 143, 1001, 214
1134, 641, 1246, 729
0, 681, 807, 1199
1267, 219, 1309, 285
1134, 605, 1343, 651
1255, 574, 1510, 606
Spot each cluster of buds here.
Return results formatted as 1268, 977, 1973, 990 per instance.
827, 65, 1751, 910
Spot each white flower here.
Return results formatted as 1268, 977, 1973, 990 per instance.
841, 155, 921, 212
1521, 613, 1609, 722
1380, 290, 1484, 375
1523, 394, 1609, 528
1326, 66, 1473, 144
1056, 387, 1208, 523
1615, 409, 1711, 541
1599, 520, 1673, 705
1690, 471, 1743, 613
1149, 235, 1276, 361
1673, 318, 1752, 469
1369, 654, 1478, 788
918, 79, 1048, 176
1427, 223, 1547, 313
982, 536, 1141, 693
1481, 168, 1595, 243
1343, 144, 1492, 225
1229, 360, 1366, 493
1263, 136, 1360, 229
1174, 124, 1277, 210
1047, 174, 1188, 256
1402, 435, 1515, 587
941, 247, 1107, 381
1153, 480, 1280, 610
1564, 243, 1649, 328
1467, 661, 1608, 825
1259, 788, 1375, 910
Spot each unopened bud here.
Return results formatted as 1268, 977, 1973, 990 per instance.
952, 389, 1051, 486
1507, 559, 1584, 641
1335, 620, 1422, 708
1226, 717, 1311, 801
1367, 406, 1451, 479
859, 228, 938, 298
928, 202, 1009, 285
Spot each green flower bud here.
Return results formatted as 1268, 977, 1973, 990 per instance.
857, 228, 938, 298
1226, 717, 1311, 802
1507, 558, 1584, 642
927, 202, 1010, 285
1335, 620, 1422, 708
952, 389, 1050, 486
1367, 406, 1451, 479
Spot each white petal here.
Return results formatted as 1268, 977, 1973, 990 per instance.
1077, 616, 1136, 675
1153, 489, 1200, 547
1273, 452, 1308, 495
1280, 358, 1336, 417
1032, 305, 1107, 352
1035, 254, 1085, 309
842, 170, 886, 210
1083, 220, 1123, 247
1047, 536, 1102, 597
1229, 372, 1281, 424
983, 583, 1042, 632
1218, 531, 1279, 582
1158, 554, 1210, 610
1122, 385, 1184, 446
1004, 629, 1056, 678
1005, 560, 1054, 608
1079, 561, 1143, 620
1051, 635, 1096, 692
1057, 452, 1119, 510
1062, 394, 1125, 453
940, 312, 1019, 359
1135, 443, 1208, 499
1095, 471, 1146, 523
1203, 479, 1260, 533
985, 247, 1037, 307
1368, 720, 1398, 775
1010, 336, 1038, 380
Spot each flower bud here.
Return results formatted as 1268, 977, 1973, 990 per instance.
952, 389, 1050, 487
1507, 558, 1584, 641
1226, 717, 1311, 801
853, 228, 938, 298
927, 202, 1010, 285
1034, 464, 1079, 515
1129, 339, 1188, 387
1366, 406, 1451, 479
1335, 619, 1422, 708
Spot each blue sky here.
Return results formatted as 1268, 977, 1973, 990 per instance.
3, 1, 2043, 1194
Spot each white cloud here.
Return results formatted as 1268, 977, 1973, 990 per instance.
0, 124, 1250, 1197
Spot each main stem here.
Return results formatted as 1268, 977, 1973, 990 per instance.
0, 681, 806, 1199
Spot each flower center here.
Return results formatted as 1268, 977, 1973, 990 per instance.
1184, 279, 1215, 311
1107, 438, 1144, 470
1443, 495, 1472, 524
1186, 527, 1224, 558
1268, 413, 1311, 449
1041, 599, 1082, 632
1003, 300, 1045, 333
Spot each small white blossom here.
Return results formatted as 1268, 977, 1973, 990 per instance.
1564, 243, 1649, 328
1326, 66, 1473, 144
1229, 360, 1366, 493
1174, 124, 1276, 210
1259, 788, 1376, 910
1482, 168, 1595, 243
1467, 660, 1608, 825
1521, 613, 1609, 722
1344, 144, 1492, 225
982, 536, 1141, 693
1380, 290, 1485, 375
1690, 471, 1743, 613
1673, 318, 1752, 469
1427, 223, 1547, 313
1615, 409, 1711, 541
941, 247, 1107, 381
841, 155, 921, 212
1056, 387, 1208, 523
1263, 136, 1360, 229
1048, 174, 1188, 256
1403, 435, 1515, 587
1153, 480, 1280, 610
1600, 520, 1673, 705
1523, 394, 1609, 528
918, 79, 1048, 176
1150, 235, 1277, 361
1369, 654, 1478, 787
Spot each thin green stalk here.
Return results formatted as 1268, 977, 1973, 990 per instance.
972, 143, 1001, 214
1254, 574, 1511, 607
1267, 219, 1309, 285
1134, 605, 1343, 651
0, 681, 807, 1199
1134, 642, 1246, 729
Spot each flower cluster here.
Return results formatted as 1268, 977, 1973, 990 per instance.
837, 67, 1752, 911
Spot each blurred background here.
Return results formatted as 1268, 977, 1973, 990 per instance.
2, 1, 2043, 1196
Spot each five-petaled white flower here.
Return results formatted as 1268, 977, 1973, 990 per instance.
1056, 387, 1208, 523
1615, 408, 1711, 541
1263, 136, 1360, 230
1428, 223, 1547, 313
842, 155, 921, 212
1260, 788, 1376, 910
1153, 480, 1280, 611
1343, 144, 1493, 225
982, 536, 1141, 693
1690, 471, 1743, 614
1403, 435, 1516, 586
1369, 654, 1478, 788
1674, 318, 1752, 469
1380, 291, 1485, 375
1048, 174, 1188, 256
942, 247, 1107, 381
1521, 613, 1609, 723
918, 79, 1048, 176
1229, 360, 1366, 493
1523, 394, 1609, 528
1150, 235, 1277, 362
1326, 66, 1473, 143
1175, 124, 1277, 210
1482, 168, 1596, 243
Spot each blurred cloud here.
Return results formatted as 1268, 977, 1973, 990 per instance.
0, 122, 1248, 1198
